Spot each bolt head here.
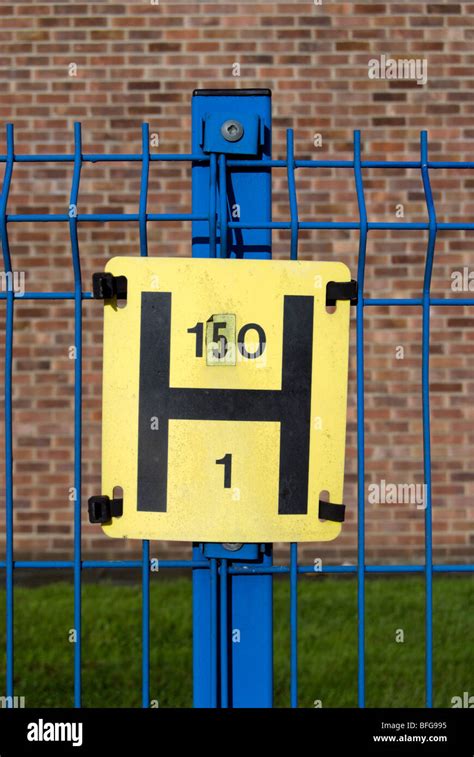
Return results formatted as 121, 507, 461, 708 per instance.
222, 542, 243, 552
221, 119, 244, 143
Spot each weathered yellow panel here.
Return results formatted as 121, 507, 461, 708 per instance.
100, 257, 351, 542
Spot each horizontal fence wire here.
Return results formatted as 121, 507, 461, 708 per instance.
0, 561, 473, 573
1, 122, 474, 710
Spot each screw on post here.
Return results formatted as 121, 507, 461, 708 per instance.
221, 119, 244, 142
222, 543, 243, 552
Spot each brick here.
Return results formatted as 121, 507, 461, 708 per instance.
427, 4, 461, 13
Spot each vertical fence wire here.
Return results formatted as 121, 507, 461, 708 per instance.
209, 153, 217, 257
218, 154, 228, 259
287, 126, 299, 706
420, 130, 436, 708
69, 123, 83, 707
141, 539, 150, 708
354, 130, 368, 708
139, 123, 150, 258
1, 124, 15, 703
220, 558, 228, 708
139, 122, 151, 708
210, 557, 218, 707
290, 542, 298, 708
286, 129, 299, 261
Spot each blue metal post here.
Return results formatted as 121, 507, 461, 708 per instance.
191, 89, 273, 708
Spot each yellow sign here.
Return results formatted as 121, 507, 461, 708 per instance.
100, 257, 351, 543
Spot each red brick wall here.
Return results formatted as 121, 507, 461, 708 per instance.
0, 0, 473, 566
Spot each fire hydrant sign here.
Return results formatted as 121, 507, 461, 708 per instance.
100, 257, 351, 543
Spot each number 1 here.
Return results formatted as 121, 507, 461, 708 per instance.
216, 453, 232, 488
187, 321, 203, 357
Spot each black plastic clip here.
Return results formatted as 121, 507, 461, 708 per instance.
326, 279, 358, 307
88, 495, 123, 524
92, 272, 127, 301
318, 499, 346, 523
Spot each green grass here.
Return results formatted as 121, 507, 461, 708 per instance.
0, 576, 472, 708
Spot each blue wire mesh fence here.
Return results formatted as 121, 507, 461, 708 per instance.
1, 121, 473, 709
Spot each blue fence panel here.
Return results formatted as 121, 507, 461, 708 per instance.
1, 105, 474, 708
